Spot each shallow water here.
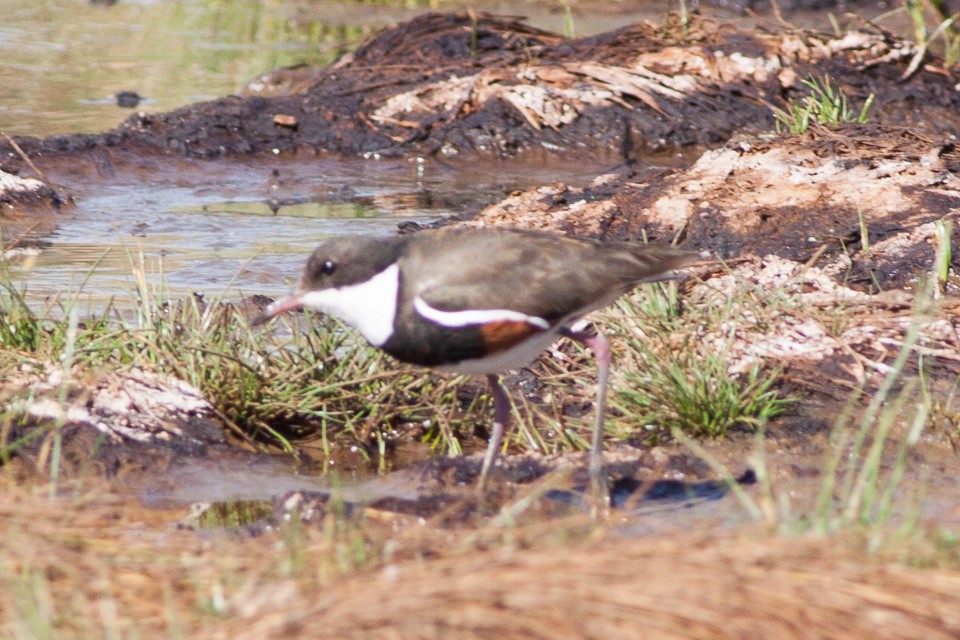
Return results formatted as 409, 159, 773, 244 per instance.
4, 153, 623, 308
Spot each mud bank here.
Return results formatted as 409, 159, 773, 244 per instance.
472, 123, 960, 385
1, 12, 958, 171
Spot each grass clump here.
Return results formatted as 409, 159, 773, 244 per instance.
618, 345, 785, 439
773, 75, 874, 134
608, 282, 790, 442
0, 282, 42, 352
904, 0, 960, 72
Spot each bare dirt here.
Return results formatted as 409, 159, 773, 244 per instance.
1, 9, 960, 639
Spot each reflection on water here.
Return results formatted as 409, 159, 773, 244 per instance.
0, 0, 376, 136
139, 454, 422, 508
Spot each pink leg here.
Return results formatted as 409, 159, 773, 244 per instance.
562, 328, 611, 508
477, 373, 509, 493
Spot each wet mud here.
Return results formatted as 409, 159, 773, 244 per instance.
2, 13, 959, 171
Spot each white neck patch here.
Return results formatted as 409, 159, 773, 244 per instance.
297, 264, 400, 347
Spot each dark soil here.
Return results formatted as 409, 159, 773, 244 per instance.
1, 12, 958, 173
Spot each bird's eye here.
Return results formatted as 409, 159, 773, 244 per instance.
320, 260, 337, 276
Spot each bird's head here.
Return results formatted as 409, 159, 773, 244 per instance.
251, 234, 410, 327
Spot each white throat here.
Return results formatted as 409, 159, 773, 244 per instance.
297, 264, 400, 346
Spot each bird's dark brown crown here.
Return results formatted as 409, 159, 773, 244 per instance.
300, 234, 411, 291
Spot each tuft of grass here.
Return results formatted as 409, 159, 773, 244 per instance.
933, 216, 953, 297
773, 75, 874, 134
609, 282, 791, 442
905, 0, 959, 72
873, 0, 959, 74
618, 339, 786, 439
0, 279, 58, 354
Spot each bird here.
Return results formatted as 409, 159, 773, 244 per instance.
252, 227, 696, 503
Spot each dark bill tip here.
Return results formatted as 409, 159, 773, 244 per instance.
248, 294, 304, 327
249, 311, 273, 328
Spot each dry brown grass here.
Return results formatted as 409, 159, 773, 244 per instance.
275, 532, 960, 640
1, 477, 959, 640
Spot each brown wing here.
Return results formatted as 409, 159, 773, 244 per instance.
405, 228, 695, 323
